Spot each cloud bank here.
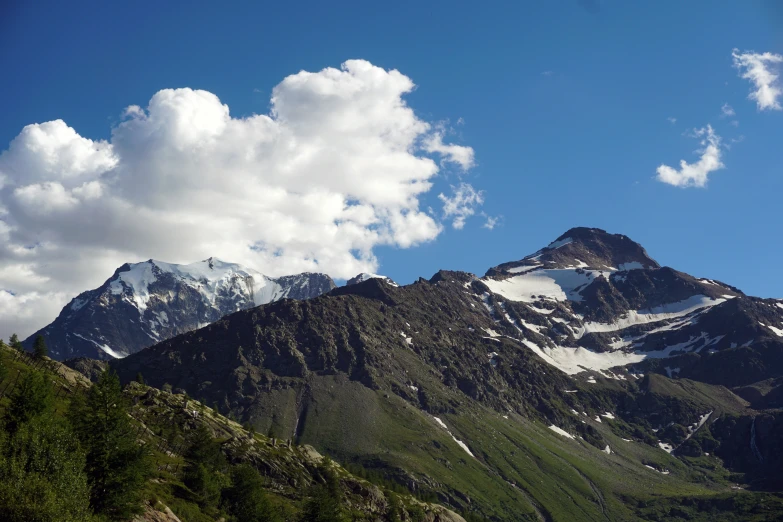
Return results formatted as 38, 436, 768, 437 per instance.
0, 60, 481, 338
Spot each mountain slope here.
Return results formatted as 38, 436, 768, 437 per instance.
0, 345, 466, 522
26, 257, 335, 360
110, 227, 783, 519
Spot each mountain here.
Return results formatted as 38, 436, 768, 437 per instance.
481, 227, 781, 387
110, 228, 783, 520
26, 257, 335, 360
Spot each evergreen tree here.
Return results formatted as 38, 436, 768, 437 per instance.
33, 335, 48, 360
386, 492, 403, 522
69, 369, 151, 520
222, 463, 281, 522
4, 370, 53, 435
182, 425, 228, 509
135, 372, 145, 385
0, 350, 7, 383
9, 333, 24, 351
301, 458, 347, 522
0, 417, 94, 522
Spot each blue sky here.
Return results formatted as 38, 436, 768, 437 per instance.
0, 0, 782, 336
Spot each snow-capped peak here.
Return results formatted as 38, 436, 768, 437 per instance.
346, 273, 399, 287
36, 259, 336, 361
108, 258, 280, 313
489, 227, 659, 274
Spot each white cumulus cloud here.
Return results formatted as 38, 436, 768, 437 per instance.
0, 59, 483, 339
732, 49, 783, 111
655, 125, 724, 188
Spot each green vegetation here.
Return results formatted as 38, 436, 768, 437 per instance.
0, 417, 93, 521
301, 458, 348, 522
69, 370, 152, 519
4, 370, 53, 436
33, 335, 47, 360
223, 464, 282, 522
0, 346, 459, 521
8, 333, 23, 351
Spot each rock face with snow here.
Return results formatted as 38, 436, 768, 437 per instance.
25, 257, 335, 360
346, 272, 399, 287
107, 227, 783, 518
477, 227, 783, 386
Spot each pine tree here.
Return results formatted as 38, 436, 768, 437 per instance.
33, 335, 48, 359
135, 372, 145, 385
182, 425, 228, 510
386, 492, 403, 522
301, 458, 347, 522
222, 464, 281, 522
0, 350, 7, 383
8, 333, 23, 352
4, 370, 53, 435
69, 369, 151, 520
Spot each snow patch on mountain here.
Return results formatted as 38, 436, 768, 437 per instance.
72, 332, 127, 358
513, 328, 728, 376
548, 425, 575, 439
482, 268, 611, 303
506, 264, 541, 274
759, 322, 783, 337
433, 417, 475, 457
347, 273, 399, 287
547, 237, 574, 250
580, 295, 728, 335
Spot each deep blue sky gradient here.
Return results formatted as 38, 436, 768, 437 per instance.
1, 0, 782, 296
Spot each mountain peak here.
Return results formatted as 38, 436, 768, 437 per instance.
489, 227, 659, 274
27, 258, 336, 361
346, 273, 399, 287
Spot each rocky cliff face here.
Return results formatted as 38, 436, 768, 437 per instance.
26, 257, 336, 360
479, 227, 780, 386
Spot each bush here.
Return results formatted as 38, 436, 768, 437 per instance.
0, 417, 94, 522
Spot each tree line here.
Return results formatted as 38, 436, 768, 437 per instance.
0, 338, 363, 521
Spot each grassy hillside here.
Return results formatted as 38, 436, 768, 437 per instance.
0, 345, 466, 522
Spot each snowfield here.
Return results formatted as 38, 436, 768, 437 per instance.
482, 268, 612, 303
